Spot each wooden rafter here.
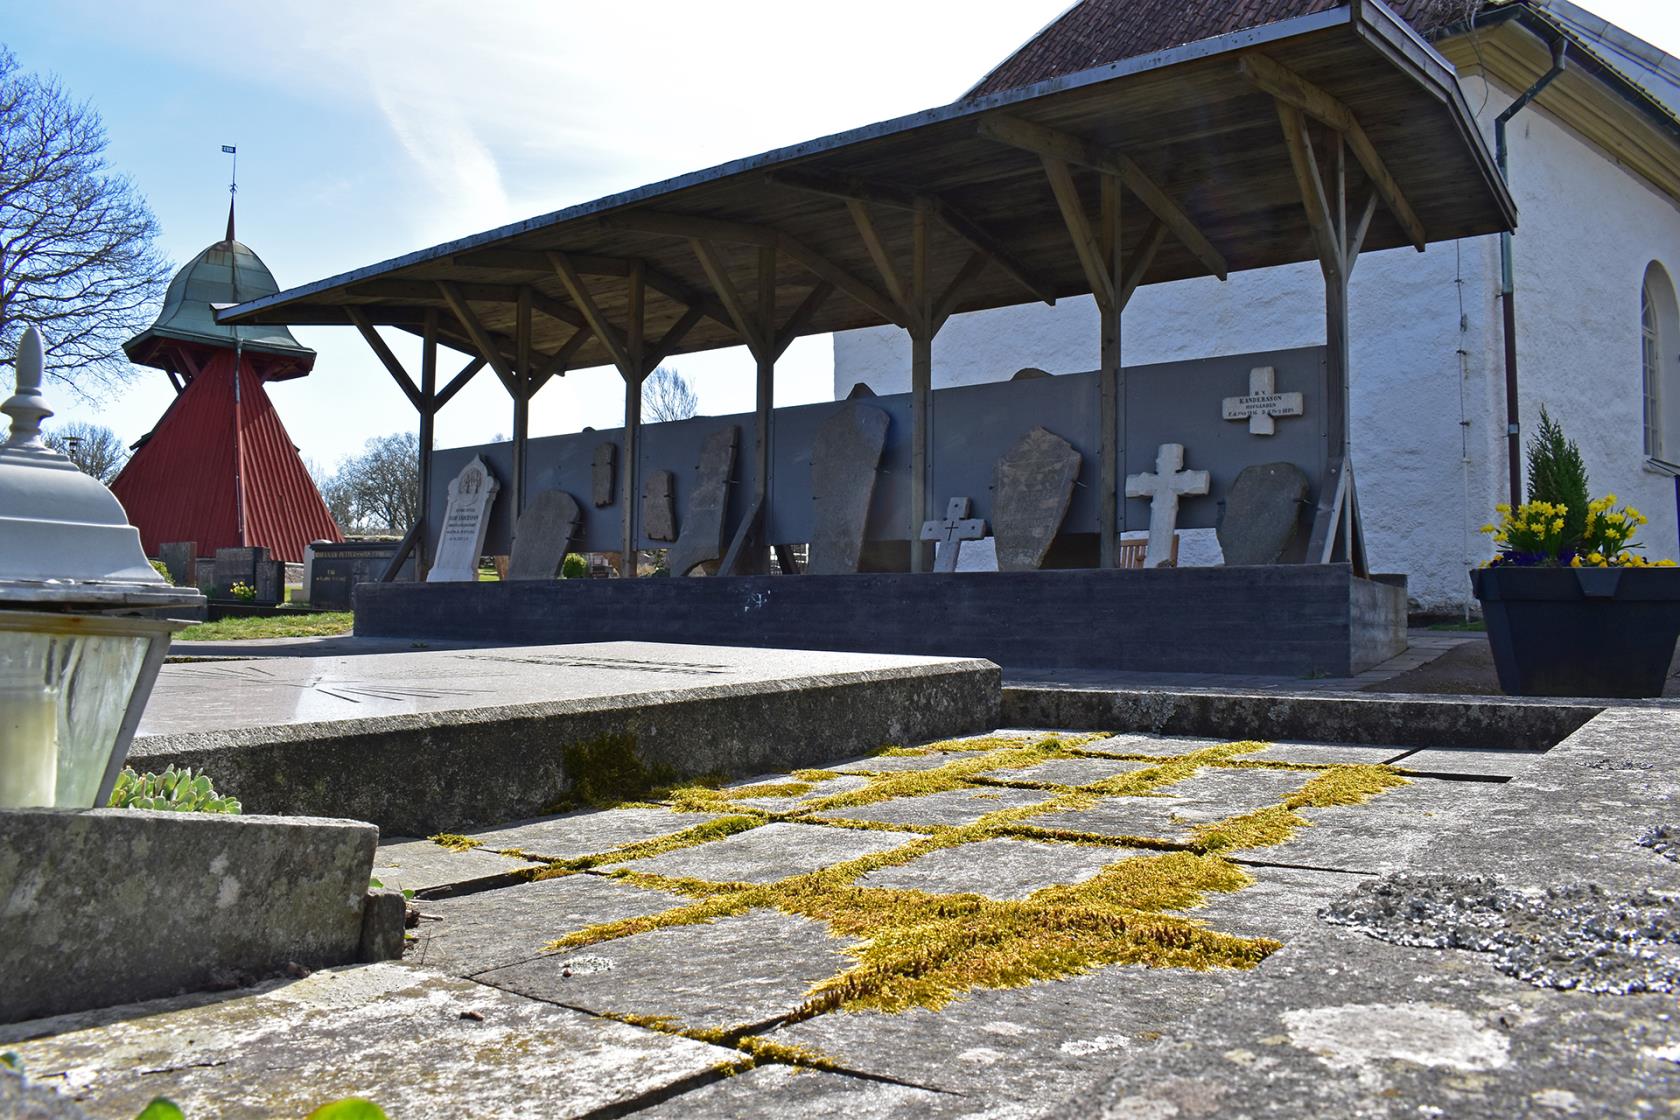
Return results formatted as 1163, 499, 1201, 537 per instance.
1239, 52, 1426, 251
435, 281, 521, 396
345, 307, 423, 410
434, 357, 487, 409
1277, 103, 1341, 278
643, 305, 706, 373
547, 253, 636, 374
1039, 155, 1115, 314
689, 238, 769, 357
845, 200, 911, 317
773, 281, 833, 360
767, 169, 1055, 306
979, 115, 1230, 282
1117, 219, 1169, 310
1347, 189, 1380, 269
934, 248, 991, 331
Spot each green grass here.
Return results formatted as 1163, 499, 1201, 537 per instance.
176, 612, 354, 641
1427, 619, 1486, 632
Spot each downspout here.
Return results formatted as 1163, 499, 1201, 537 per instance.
232, 339, 247, 546
1495, 33, 1567, 503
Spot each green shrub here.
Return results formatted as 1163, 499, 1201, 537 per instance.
561, 552, 589, 579
149, 559, 173, 585
109, 766, 241, 814
1526, 406, 1590, 546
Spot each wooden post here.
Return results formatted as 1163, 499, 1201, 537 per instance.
909, 205, 933, 573
418, 309, 439, 572
620, 262, 646, 577
1098, 175, 1123, 568
513, 286, 532, 517
752, 244, 777, 575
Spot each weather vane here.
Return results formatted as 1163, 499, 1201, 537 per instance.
222, 144, 237, 198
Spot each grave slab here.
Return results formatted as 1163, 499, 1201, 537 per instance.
808, 402, 890, 576
637, 1064, 955, 1119
1246, 740, 1412, 766
829, 751, 986, 773
5, 962, 735, 1119
1152, 766, 1314, 817
992, 426, 1082, 572
371, 837, 535, 896
1217, 461, 1309, 565
642, 469, 677, 542
505, 489, 581, 581
411, 873, 689, 976
1392, 746, 1547, 778
818, 786, 1056, 828
463, 807, 723, 862
609, 821, 921, 883
665, 424, 738, 577
1024, 796, 1195, 841
986, 756, 1152, 787
727, 774, 872, 812
858, 838, 1124, 899
1074, 732, 1229, 757
478, 908, 857, 1032
1170, 864, 1367, 941
1250, 777, 1475, 875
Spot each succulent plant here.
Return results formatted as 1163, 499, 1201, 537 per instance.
108, 766, 241, 814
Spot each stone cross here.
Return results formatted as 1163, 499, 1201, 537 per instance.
1125, 444, 1210, 569
919, 497, 987, 573
1221, 367, 1303, 436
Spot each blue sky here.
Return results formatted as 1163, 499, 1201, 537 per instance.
5, 0, 1676, 471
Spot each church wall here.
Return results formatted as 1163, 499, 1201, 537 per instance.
832, 71, 1680, 615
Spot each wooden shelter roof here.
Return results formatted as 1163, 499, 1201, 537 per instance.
221, 0, 1516, 375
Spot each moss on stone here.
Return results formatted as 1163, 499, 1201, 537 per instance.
428, 833, 482, 852
559, 732, 680, 809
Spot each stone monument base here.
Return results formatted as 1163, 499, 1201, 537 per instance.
355, 565, 1406, 678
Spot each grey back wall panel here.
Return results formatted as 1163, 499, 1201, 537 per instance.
429, 346, 1327, 557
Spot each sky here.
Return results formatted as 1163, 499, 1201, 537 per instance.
5, 0, 1679, 472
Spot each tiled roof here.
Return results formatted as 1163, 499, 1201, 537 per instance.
966, 0, 1485, 98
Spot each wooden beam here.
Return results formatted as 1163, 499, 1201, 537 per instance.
1098, 174, 1122, 568
1039, 154, 1115, 314
980, 115, 1229, 281
346, 307, 423, 410
1278, 104, 1341, 279
621, 262, 646, 578
909, 206, 933, 574
530, 326, 589, 396
1347, 189, 1380, 271
933, 248, 990, 332
434, 357, 487, 410
689, 238, 768, 357
547, 253, 636, 374
1240, 52, 1427, 251
417, 310, 438, 572
767, 168, 1055, 306
773, 281, 834, 361
445, 247, 731, 328
349, 279, 522, 303
1117, 219, 1168, 310
643, 305, 706, 374
435, 282, 520, 396
846, 199, 911, 316
512, 286, 532, 515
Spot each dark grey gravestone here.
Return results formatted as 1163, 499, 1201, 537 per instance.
992, 426, 1083, 572
194, 559, 215, 594
1218, 461, 1310, 566
507, 490, 583, 581
665, 425, 738, 577
642, 470, 677, 542
844, 382, 877, 399
158, 542, 196, 588
591, 442, 616, 508
253, 559, 285, 604
808, 403, 890, 576
1012, 367, 1052, 381
212, 547, 266, 598
308, 541, 413, 610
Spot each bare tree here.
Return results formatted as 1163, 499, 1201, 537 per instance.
42, 419, 126, 482
316, 433, 419, 535
642, 365, 699, 423
0, 46, 171, 397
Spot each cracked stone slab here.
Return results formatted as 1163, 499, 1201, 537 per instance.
371, 837, 536, 896
1024, 796, 1195, 842
463, 807, 723, 862
636, 1063, 958, 1118
607, 821, 922, 883
817, 787, 1056, 828
984, 757, 1153, 787
410, 873, 689, 977
5, 962, 736, 1119
1252, 775, 1475, 874
1393, 747, 1547, 779
478, 908, 857, 1033
858, 839, 1128, 900
828, 751, 986, 773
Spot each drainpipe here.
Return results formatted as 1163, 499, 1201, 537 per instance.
1495, 33, 1567, 504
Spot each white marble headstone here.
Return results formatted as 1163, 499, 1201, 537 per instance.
427, 456, 501, 583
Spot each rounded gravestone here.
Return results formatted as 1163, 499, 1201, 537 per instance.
1217, 462, 1310, 566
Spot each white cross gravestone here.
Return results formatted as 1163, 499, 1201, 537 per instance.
427, 456, 501, 583
1125, 443, 1210, 569
919, 497, 987, 573
1221, 367, 1304, 436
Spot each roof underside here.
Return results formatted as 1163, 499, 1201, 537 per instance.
222, 3, 1517, 376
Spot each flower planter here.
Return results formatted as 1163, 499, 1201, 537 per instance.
1471, 566, 1680, 697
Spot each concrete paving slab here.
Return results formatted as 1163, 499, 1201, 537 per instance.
609, 821, 922, 884
1023, 796, 1195, 841
1153, 766, 1314, 818
637, 1064, 957, 1119
984, 756, 1152, 786
1393, 746, 1547, 778
372, 838, 536, 896
478, 908, 858, 1033
5, 962, 736, 1119
829, 751, 986, 773
819, 787, 1056, 828
857, 839, 1127, 899
1171, 865, 1367, 941
463, 807, 722, 861
728, 774, 873, 812
1247, 740, 1411, 765
1255, 776, 1479, 874
1076, 732, 1227, 757
410, 874, 689, 976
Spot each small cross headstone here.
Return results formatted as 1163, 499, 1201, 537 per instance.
919, 497, 987, 573
1221, 367, 1303, 436
1125, 443, 1210, 569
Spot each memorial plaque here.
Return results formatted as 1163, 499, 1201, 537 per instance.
428, 456, 500, 583
159, 542, 196, 588
809, 404, 890, 576
992, 427, 1082, 572
592, 442, 616, 508
665, 426, 738, 578
1218, 462, 1309, 566
643, 471, 677, 543
507, 490, 583, 581
310, 541, 416, 610
1221, 367, 1304, 436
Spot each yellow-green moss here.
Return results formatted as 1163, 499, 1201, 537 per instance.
559, 732, 680, 809
428, 833, 482, 852
535, 814, 766, 877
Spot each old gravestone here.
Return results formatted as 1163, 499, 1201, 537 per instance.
506, 490, 583, 580
643, 470, 677, 543
427, 456, 500, 583
592, 442, 616, 508
158, 542, 196, 588
920, 497, 987, 573
1125, 443, 1210, 569
212, 547, 267, 599
1218, 462, 1310, 566
309, 541, 416, 610
992, 427, 1082, 572
809, 403, 890, 576
665, 425, 739, 577
253, 558, 286, 604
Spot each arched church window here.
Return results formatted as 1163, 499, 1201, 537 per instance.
1643, 263, 1680, 460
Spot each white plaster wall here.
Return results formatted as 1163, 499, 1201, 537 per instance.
833, 72, 1680, 612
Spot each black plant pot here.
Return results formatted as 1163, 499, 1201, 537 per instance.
1470, 566, 1680, 698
